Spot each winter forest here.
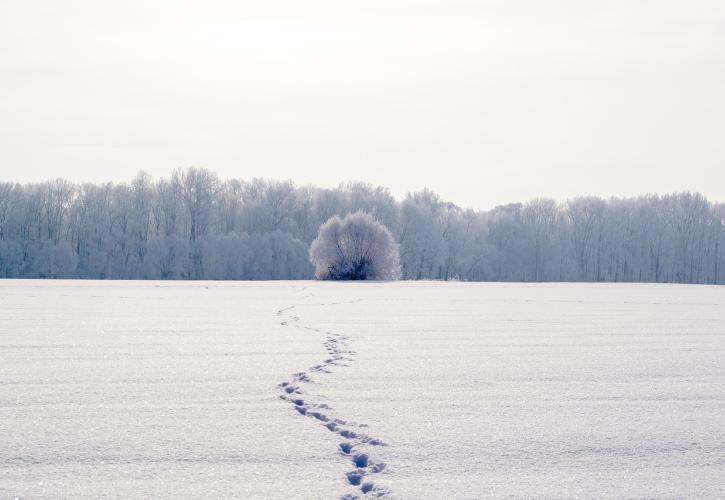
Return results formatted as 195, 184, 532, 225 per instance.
0, 167, 723, 284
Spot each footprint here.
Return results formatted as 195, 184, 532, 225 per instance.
352, 454, 369, 468
309, 411, 329, 422
369, 462, 386, 473
346, 471, 363, 486
361, 483, 377, 494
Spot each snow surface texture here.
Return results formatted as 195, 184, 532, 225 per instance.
1, 280, 724, 499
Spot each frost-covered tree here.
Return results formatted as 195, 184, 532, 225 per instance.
399, 190, 447, 279
309, 211, 400, 280
0, 168, 723, 283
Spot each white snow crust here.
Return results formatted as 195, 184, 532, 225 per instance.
1, 280, 724, 499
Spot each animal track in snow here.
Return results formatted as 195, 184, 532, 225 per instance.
276, 292, 390, 498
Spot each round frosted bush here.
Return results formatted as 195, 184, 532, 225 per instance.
309, 211, 400, 280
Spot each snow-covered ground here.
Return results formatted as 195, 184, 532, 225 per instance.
1, 281, 724, 499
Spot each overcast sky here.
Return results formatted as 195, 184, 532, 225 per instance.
1, 1, 723, 209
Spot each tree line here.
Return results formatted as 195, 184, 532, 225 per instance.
0, 168, 723, 283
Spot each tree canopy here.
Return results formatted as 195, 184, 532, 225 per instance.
0, 168, 723, 284
309, 212, 400, 280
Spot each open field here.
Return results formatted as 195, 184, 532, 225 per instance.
1, 281, 724, 499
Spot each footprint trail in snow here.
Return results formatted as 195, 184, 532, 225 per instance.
277, 292, 391, 499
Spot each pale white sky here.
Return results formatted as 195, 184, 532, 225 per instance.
1, 1, 723, 209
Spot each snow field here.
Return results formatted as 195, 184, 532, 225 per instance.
2, 280, 724, 498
